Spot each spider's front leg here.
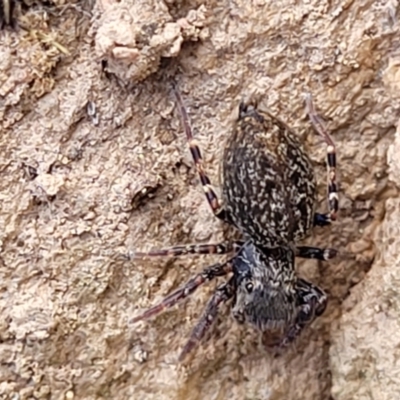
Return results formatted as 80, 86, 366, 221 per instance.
278, 278, 327, 347
179, 276, 235, 360
131, 259, 234, 323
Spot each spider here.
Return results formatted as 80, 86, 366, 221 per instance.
130, 85, 338, 361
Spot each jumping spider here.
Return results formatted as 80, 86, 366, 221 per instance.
131, 86, 338, 360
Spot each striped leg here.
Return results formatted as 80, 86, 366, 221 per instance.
132, 241, 336, 261
306, 94, 339, 223
132, 241, 245, 259
0, 0, 15, 29
295, 246, 337, 261
173, 85, 229, 222
179, 276, 235, 360
131, 259, 234, 324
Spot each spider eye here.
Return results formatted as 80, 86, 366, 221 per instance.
245, 282, 253, 293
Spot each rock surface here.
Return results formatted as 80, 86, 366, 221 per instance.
0, 0, 398, 399
330, 119, 400, 400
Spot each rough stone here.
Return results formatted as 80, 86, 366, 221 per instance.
0, 0, 398, 399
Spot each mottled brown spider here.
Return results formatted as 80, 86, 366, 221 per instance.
131, 86, 338, 360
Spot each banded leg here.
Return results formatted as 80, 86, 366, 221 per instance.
132, 241, 336, 261
131, 241, 245, 259
295, 246, 337, 261
278, 278, 327, 348
179, 276, 235, 360
0, 0, 15, 29
306, 94, 339, 223
131, 259, 234, 323
173, 85, 229, 222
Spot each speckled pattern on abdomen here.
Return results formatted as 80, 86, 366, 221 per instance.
222, 108, 316, 247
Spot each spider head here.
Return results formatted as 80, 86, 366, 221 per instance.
231, 242, 298, 331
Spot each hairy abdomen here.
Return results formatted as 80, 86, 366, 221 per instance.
222, 107, 316, 247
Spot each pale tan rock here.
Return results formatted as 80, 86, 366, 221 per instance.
94, 0, 209, 82
330, 116, 400, 400
0, 0, 398, 399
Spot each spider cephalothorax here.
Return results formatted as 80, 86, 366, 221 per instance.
131, 85, 338, 360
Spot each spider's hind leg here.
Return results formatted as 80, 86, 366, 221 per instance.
295, 246, 337, 261
0, 0, 16, 29
172, 86, 230, 223
306, 94, 339, 225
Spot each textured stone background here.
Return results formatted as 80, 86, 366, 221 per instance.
0, 0, 399, 399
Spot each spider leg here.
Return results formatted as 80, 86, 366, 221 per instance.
179, 276, 235, 360
172, 85, 230, 222
295, 246, 337, 261
306, 94, 339, 223
278, 277, 327, 348
0, 0, 15, 29
131, 259, 234, 323
313, 213, 332, 227
132, 240, 245, 258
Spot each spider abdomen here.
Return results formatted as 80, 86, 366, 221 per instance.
222, 104, 316, 247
